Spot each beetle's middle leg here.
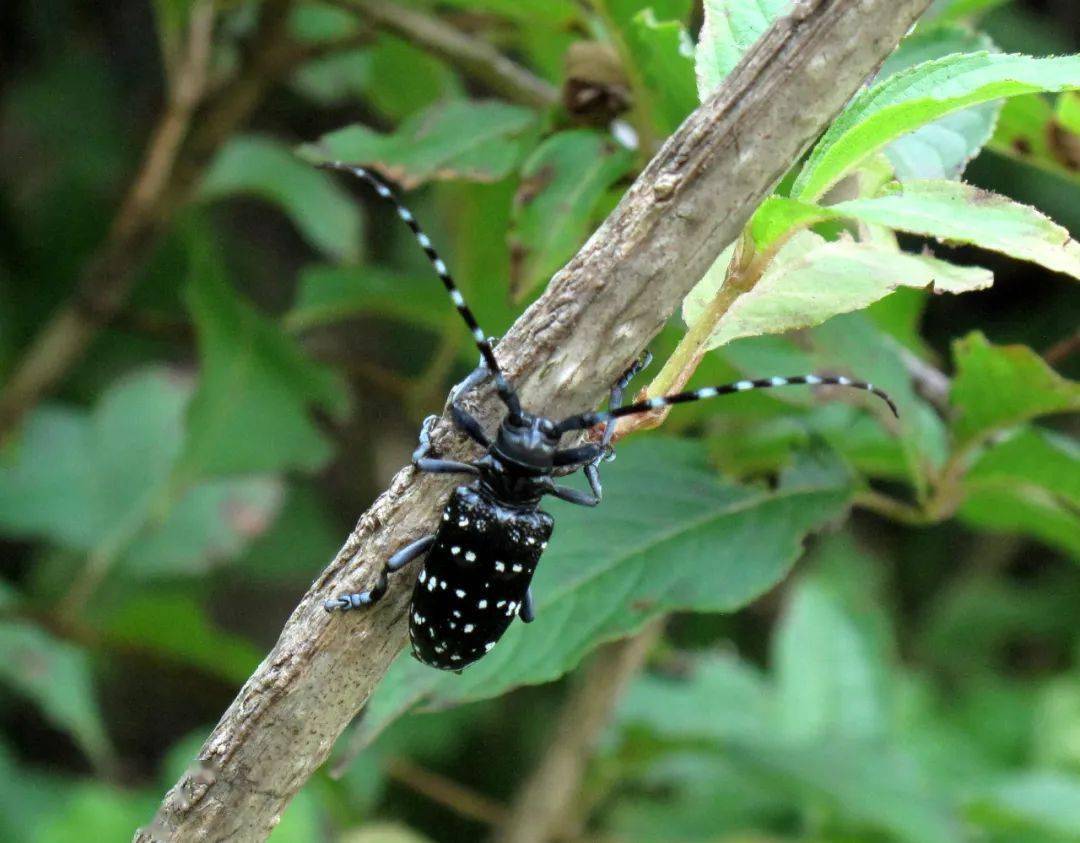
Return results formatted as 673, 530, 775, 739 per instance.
324, 534, 436, 611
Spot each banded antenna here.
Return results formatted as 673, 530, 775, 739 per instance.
318, 162, 522, 418
555, 374, 898, 434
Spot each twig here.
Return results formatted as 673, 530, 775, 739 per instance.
494, 623, 663, 843
133, 3, 933, 840
333, 0, 559, 108
385, 756, 509, 827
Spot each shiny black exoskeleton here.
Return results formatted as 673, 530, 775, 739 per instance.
320, 163, 898, 671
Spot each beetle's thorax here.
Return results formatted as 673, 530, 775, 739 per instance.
490, 411, 561, 474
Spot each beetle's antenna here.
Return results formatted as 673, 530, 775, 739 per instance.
554, 374, 898, 434
319, 162, 521, 417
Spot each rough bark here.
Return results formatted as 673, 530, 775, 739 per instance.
135, 1, 932, 840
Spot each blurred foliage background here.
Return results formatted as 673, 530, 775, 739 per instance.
1, 0, 1079, 841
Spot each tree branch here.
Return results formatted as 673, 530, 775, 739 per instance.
134, 2, 932, 840
494, 622, 663, 843
334, 0, 559, 107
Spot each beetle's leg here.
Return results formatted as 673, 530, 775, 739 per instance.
600, 350, 653, 454
520, 587, 536, 623
537, 476, 600, 507
446, 341, 498, 449
324, 534, 436, 612
412, 415, 481, 475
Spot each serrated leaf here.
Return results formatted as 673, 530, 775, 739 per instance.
104, 594, 263, 683
0, 621, 113, 766
877, 27, 1001, 182
180, 255, 347, 478
683, 230, 992, 351
200, 135, 363, 262
793, 53, 1080, 201
507, 131, 632, 300
284, 264, 450, 332
299, 100, 539, 189
831, 180, 1080, 280
967, 772, 1080, 839
354, 438, 852, 745
695, 0, 795, 99
950, 332, 1080, 447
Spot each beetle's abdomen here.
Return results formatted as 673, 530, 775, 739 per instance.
410, 486, 552, 670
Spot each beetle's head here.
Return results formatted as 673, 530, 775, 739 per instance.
493, 410, 561, 473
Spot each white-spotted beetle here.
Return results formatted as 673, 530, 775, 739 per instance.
320, 163, 898, 671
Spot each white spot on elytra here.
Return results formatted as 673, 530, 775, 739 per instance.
465, 551, 476, 562
418, 570, 427, 583
495, 561, 505, 572
452, 609, 461, 618
458, 517, 469, 527
464, 624, 474, 633
541, 542, 548, 550
440, 580, 448, 590
449, 622, 456, 629
455, 589, 466, 598
497, 600, 506, 608
427, 578, 436, 592
485, 642, 495, 652
451, 546, 461, 555
450, 654, 461, 661
512, 564, 523, 573
478, 599, 488, 609
443, 512, 450, 521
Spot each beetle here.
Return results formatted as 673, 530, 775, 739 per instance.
320, 162, 898, 671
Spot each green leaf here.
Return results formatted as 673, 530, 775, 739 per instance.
355, 438, 852, 745
830, 180, 1080, 280
104, 593, 263, 683
284, 264, 450, 332
925, 0, 1010, 26
0, 368, 186, 550
38, 783, 154, 843
725, 739, 964, 843
959, 484, 1080, 560
290, 49, 373, 106
1058, 91, 1080, 133
683, 230, 992, 351
987, 94, 1080, 185
950, 332, 1080, 447
119, 476, 284, 577
967, 427, 1080, 507
695, 0, 795, 99
812, 314, 949, 496
364, 35, 463, 121
180, 254, 347, 478
876, 27, 1001, 182
794, 52, 1080, 201
618, 654, 772, 742
507, 131, 633, 300
200, 135, 363, 262
629, 9, 697, 134
773, 574, 889, 742
299, 100, 539, 189
967, 772, 1080, 840
0, 621, 113, 767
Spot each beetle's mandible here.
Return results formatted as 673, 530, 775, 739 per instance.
320, 163, 898, 671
